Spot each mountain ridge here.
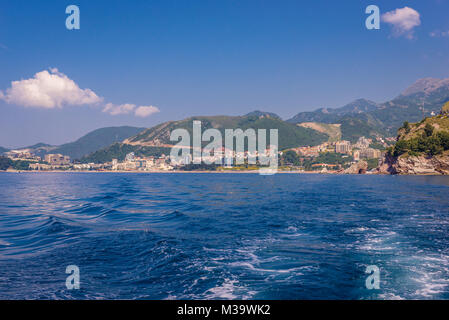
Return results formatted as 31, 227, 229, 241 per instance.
287, 98, 379, 124
6, 126, 146, 160
401, 77, 449, 97
82, 113, 329, 163
4, 77, 449, 162
287, 77, 449, 138
244, 110, 281, 119
126, 114, 328, 149
52, 126, 146, 160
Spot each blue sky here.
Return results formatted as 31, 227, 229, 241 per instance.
1, 0, 448, 148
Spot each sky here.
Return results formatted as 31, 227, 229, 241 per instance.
1, 0, 449, 148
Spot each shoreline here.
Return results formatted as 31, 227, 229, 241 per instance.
1, 170, 447, 176
1, 169, 323, 174
0, 169, 353, 174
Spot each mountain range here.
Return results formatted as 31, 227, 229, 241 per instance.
287, 77, 449, 140
1, 126, 145, 160
2, 77, 448, 163
287, 98, 380, 124
81, 114, 328, 163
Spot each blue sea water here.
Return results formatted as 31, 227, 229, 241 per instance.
0, 172, 448, 300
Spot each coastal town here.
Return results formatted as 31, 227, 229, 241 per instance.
0, 135, 390, 173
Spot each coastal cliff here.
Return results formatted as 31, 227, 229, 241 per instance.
377, 102, 449, 175
378, 153, 449, 175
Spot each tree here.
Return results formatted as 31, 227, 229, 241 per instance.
0, 156, 13, 171
424, 123, 434, 137
13, 160, 31, 171
393, 139, 409, 157
437, 131, 449, 150
442, 101, 449, 115
366, 158, 379, 170
402, 121, 411, 134
282, 150, 301, 166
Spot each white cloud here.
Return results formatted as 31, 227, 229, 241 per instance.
102, 103, 136, 115
1, 68, 160, 118
381, 7, 421, 39
0, 68, 102, 108
103, 103, 160, 118
135, 105, 160, 118
430, 30, 449, 38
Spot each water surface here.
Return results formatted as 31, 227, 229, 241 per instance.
0, 173, 448, 299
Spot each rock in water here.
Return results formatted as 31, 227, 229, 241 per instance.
344, 160, 368, 174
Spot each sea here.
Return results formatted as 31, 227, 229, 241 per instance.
0, 172, 448, 300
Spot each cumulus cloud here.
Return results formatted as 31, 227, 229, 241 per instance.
381, 7, 421, 39
102, 103, 136, 115
102, 103, 160, 118
135, 105, 160, 118
1, 68, 160, 118
0, 68, 102, 108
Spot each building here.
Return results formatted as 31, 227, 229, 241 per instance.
29, 163, 51, 171
294, 146, 320, 157
4, 150, 40, 161
125, 152, 135, 161
111, 159, 118, 170
145, 157, 156, 169
354, 136, 371, 149
73, 163, 92, 170
335, 141, 352, 154
353, 150, 360, 161
124, 161, 137, 170
45, 154, 70, 165
359, 148, 381, 159
311, 163, 339, 169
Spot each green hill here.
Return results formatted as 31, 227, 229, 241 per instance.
244, 110, 281, 119
20, 144, 56, 158
80, 144, 171, 164
388, 103, 449, 157
339, 114, 386, 142
24, 143, 53, 149
82, 114, 329, 163
0, 146, 9, 154
127, 114, 328, 150
51, 126, 146, 160
7, 127, 146, 160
